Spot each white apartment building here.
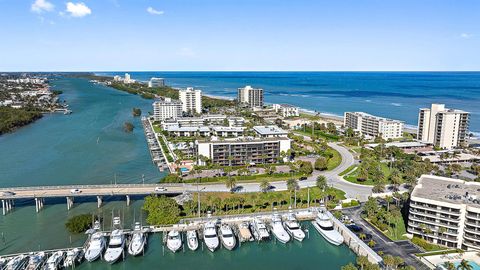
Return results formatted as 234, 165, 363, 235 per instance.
148, 77, 165, 88
408, 175, 480, 250
253, 125, 288, 138
152, 98, 183, 122
272, 104, 300, 117
417, 104, 470, 149
179, 87, 202, 114
344, 112, 404, 140
196, 137, 291, 166
237, 85, 264, 108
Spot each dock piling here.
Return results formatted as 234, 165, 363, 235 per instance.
97, 196, 102, 208
126, 195, 131, 206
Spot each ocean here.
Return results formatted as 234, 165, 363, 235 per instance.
98, 71, 480, 135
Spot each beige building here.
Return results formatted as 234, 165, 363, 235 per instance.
344, 112, 404, 139
272, 104, 299, 117
179, 87, 202, 114
407, 175, 480, 250
152, 98, 183, 121
237, 85, 264, 108
417, 104, 470, 149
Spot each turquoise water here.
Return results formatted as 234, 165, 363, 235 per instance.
454, 261, 480, 270
99, 71, 480, 134
0, 77, 356, 268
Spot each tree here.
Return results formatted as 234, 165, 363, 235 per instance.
382, 255, 395, 270
260, 179, 271, 193
132, 107, 141, 117
356, 256, 369, 270
123, 121, 134, 132
359, 233, 367, 241
225, 177, 237, 192
457, 259, 474, 270
393, 256, 404, 270
65, 214, 96, 233
287, 178, 299, 193
316, 175, 327, 190
367, 239, 376, 248
341, 263, 358, 270
314, 157, 328, 171
442, 261, 455, 270
143, 195, 181, 225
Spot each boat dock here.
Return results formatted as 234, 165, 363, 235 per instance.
0, 208, 383, 267
141, 116, 174, 173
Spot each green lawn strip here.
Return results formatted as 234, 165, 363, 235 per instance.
415, 249, 463, 257
339, 165, 357, 176
411, 236, 446, 252
183, 172, 307, 184
364, 217, 407, 241
344, 162, 392, 185
326, 147, 341, 170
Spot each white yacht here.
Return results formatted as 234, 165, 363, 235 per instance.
4, 255, 27, 270
283, 214, 305, 241
128, 222, 146, 256
63, 248, 82, 268
270, 214, 290, 244
104, 230, 125, 264
186, 230, 198, 251
238, 222, 253, 242
219, 224, 236, 250
166, 230, 182, 253
84, 220, 106, 262
44, 251, 64, 270
202, 222, 219, 252
312, 209, 344, 246
25, 252, 46, 270
250, 218, 270, 241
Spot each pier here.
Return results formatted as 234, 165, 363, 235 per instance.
142, 116, 174, 173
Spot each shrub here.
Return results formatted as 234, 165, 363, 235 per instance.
314, 157, 328, 171
65, 214, 96, 233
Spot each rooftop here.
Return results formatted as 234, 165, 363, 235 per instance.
412, 175, 480, 207
346, 111, 403, 123
199, 136, 290, 144
365, 141, 428, 149
253, 125, 288, 135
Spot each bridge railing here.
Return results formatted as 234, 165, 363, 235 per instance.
0, 183, 184, 192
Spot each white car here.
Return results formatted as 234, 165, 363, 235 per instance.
154, 187, 166, 192
70, 189, 81, 194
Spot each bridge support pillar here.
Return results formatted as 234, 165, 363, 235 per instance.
66, 197, 74, 210
97, 196, 103, 208
35, 198, 39, 213
2, 200, 5, 215
126, 195, 131, 206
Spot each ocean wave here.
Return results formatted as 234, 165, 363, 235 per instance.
277, 93, 311, 98
391, 103, 402, 107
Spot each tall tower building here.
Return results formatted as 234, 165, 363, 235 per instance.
179, 87, 202, 114
237, 85, 264, 108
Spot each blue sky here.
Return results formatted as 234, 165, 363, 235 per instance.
0, 0, 479, 71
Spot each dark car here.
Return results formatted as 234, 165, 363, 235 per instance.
347, 224, 363, 232
231, 186, 244, 193
299, 176, 308, 181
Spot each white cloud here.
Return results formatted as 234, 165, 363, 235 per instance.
31, 0, 54, 13
65, 2, 92, 17
147, 7, 164, 15
460, 33, 473, 39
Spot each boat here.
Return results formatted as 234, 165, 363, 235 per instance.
4, 255, 27, 270
237, 222, 254, 242
128, 222, 146, 256
202, 222, 219, 252
44, 251, 64, 270
0, 258, 9, 270
25, 252, 46, 270
166, 230, 182, 253
250, 218, 270, 241
283, 214, 305, 241
219, 224, 236, 250
84, 221, 106, 262
270, 214, 290, 244
104, 217, 125, 264
63, 248, 82, 268
312, 209, 344, 246
186, 230, 198, 251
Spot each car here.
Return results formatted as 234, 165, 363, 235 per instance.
347, 224, 363, 232
70, 189, 81, 194
299, 176, 308, 181
154, 187, 167, 192
1, 191, 15, 196
231, 186, 244, 193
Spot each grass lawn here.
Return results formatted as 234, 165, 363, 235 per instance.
183, 172, 307, 184
339, 165, 357, 176
344, 162, 392, 185
326, 147, 342, 170
152, 124, 162, 133
295, 129, 340, 141
364, 216, 408, 241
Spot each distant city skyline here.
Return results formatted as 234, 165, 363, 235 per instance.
0, 0, 479, 71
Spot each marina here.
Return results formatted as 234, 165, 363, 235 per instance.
0, 208, 380, 269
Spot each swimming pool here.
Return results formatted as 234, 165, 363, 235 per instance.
454, 261, 480, 270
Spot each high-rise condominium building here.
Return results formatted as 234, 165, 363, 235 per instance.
152, 98, 183, 121
344, 112, 404, 140
148, 77, 165, 88
407, 175, 480, 250
417, 104, 469, 149
237, 85, 264, 108
179, 87, 202, 114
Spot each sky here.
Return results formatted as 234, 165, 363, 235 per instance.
0, 0, 479, 71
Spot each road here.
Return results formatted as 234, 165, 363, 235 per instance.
0, 143, 374, 201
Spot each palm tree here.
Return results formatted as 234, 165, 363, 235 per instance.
442, 261, 455, 270
367, 239, 376, 248
382, 255, 395, 270
287, 178, 299, 207
359, 233, 367, 241
457, 259, 473, 270
316, 175, 327, 190
260, 179, 271, 193
225, 177, 237, 192
356, 255, 369, 270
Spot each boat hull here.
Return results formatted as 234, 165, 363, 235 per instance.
128, 238, 146, 256
311, 221, 343, 246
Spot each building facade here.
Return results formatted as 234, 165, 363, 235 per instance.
407, 175, 480, 250
237, 85, 264, 108
196, 137, 290, 166
152, 98, 183, 121
272, 104, 300, 117
344, 112, 404, 139
179, 87, 202, 114
148, 77, 165, 88
417, 104, 470, 149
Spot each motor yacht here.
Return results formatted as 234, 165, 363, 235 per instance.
283, 214, 305, 241
203, 222, 219, 252
128, 222, 146, 256
104, 217, 125, 264
312, 209, 344, 246
4, 255, 27, 270
186, 230, 198, 251
219, 224, 236, 250
44, 251, 64, 270
250, 218, 270, 241
237, 222, 253, 242
270, 214, 290, 244
25, 252, 46, 270
63, 248, 82, 268
166, 230, 182, 253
